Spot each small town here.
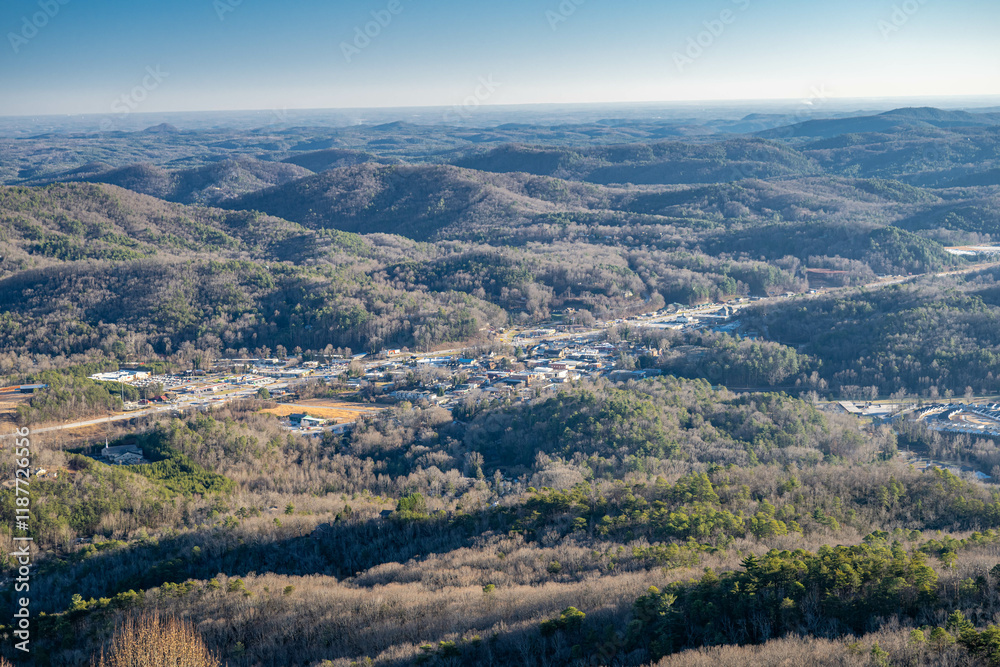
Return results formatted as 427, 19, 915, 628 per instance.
31, 297, 779, 443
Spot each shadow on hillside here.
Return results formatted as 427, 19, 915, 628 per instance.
25, 508, 511, 615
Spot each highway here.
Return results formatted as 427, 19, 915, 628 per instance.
0, 388, 261, 439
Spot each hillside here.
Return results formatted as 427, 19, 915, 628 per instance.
281, 148, 390, 172
757, 107, 1000, 139
225, 163, 590, 240
0, 183, 519, 357
453, 137, 821, 184
0, 183, 315, 273
745, 266, 1000, 397
0, 171, 983, 360
794, 126, 1000, 186
0, 179, 928, 363
10, 376, 1000, 665
47, 157, 313, 205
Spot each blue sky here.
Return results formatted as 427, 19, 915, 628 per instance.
1, 0, 998, 115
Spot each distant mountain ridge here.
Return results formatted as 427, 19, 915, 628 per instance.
757, 107, 1000, 139
281, 148, 392, 172
452, 137, 820, 184
37, 157, 312, 205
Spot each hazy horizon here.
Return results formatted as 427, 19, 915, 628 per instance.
6, 92, 1000, 117
2, 94, 999, 138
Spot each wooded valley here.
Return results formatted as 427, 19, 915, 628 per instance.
2, 107, 1000, 665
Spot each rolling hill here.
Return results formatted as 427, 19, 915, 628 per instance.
452, 137, 821, 184
225, 163, 600, 240
757, 107, 1000, 140
281, 148, 391, 172
47, 157, 313, 205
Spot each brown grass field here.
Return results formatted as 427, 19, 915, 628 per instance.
260, 399, 387, 422
0, 391, 30, 428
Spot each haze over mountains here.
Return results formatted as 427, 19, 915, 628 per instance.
0, 106, 994, 247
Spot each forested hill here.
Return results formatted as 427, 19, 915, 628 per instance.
220, 162, 982, 272
0, 170, 980, 362
280, 147, 392, 172
10, 375, 1000, 666
451, 137, 821, 184
0, 183, 505, 356
31, 157, 313, 206
0, 183, 314, 270
2, 104, 998, 371
743, 266, 1000, 398
756, 107, 1000, 139
225, 163, 577, 240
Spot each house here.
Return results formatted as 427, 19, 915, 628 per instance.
392, 390, 432, 402
608, 369, 664, 382
301, 416, 328, 428
278, 369, 313, 379
289, 413, 329, 428
89, 370, 149, 384
328, 422, 355, 435
550, 361, 578, 371
504, 374, 533, 387
101, 443, 146, 466
102, 444, 142, 459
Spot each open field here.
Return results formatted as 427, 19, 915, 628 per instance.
0, 390, 31, 428
260, 400, 387, 422
29, 423, 110, 449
